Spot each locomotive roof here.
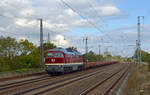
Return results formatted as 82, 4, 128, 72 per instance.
49, 48, 82, 55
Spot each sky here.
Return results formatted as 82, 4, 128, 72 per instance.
0, 0, 150, 57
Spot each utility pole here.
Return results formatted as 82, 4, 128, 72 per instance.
105, 45, 112, 61
48, 32, 50, 43
136, 40, 138, 63
137, 16, 144, 66
83, 37, 88, 62
98, 45, 101, 61
101, 38, 103, 53
38, 18, 44, 68
98, 45, 101, 55
85, 37, 88, 62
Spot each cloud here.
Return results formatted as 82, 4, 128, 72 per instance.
51, 35, 69, 47
15, 18, 37, 27
99, 5, 121, 16
0, 0, 124, 32
72, 19, 91, 27
0, 0, 129, 56
64, 9, 78, 18
18, 36, 26, 41
20, 9, 34, 17
0, 27, 6, 31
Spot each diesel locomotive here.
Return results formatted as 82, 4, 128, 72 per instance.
45, 48, 119, 75
45, 48, 83, 74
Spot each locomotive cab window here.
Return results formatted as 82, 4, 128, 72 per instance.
54, 52, 64, 58
47, 53, 53, 57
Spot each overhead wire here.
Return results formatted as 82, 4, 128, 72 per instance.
60, 0, 117, 54
60, 0, 104, 34
86, 0, 108, 28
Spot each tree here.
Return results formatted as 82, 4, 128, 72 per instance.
66, 46, 78, 52
82, 51, 104, 62
43, 42, 56, 50
104, 51, 112, 61
19, 39, 35, 55
43, 42, 56, 57
133, 50, 150, 71
0, 36, 45, 71
0, 36, 19, 71
141, 50, 150, 62
141, 50, 150, 71
0, 36, 18, 64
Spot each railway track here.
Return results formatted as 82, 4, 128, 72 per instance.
15, 64, 124, 95
0, 75, 51, 90
40, 63, 130, 95
0, 72, 46, 82
0, 63, 120, 95
80, 64, 130, 95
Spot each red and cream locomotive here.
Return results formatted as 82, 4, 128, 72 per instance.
45, 48, 83, 74
45, 48, 119, 75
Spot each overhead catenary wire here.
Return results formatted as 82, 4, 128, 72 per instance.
61, 0, 113, 47
60, 0, 104, 33
86, 0, 108, 28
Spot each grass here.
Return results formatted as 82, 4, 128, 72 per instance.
0, 68, 45, 78
122, 63, 150, 95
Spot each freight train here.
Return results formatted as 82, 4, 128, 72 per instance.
45, 48, 118, 75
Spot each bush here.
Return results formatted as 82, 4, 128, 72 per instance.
148, 62, 150, 71
0, 63, 11, 72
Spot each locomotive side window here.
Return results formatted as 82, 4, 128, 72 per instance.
54, 52, 64, 58
47, 53, 53, 57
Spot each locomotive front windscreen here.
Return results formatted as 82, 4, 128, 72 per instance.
54, 52, 64, 58
47, 53, 53, 57
47, 52, 64, 58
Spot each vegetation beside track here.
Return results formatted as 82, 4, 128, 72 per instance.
0, 68, 45, 78
0, 36, 124, 73
0, 36, 56, 72
122, 50, 150, 95
122, 64, 150, 95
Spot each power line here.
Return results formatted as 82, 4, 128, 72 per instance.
61, 0, 114, 53
60, 0, 103, 33
86, 0, 108, 27
60, 0, 115, 47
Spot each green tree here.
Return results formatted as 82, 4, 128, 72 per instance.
104, 51, 112, 61
82, 51, 104, 62
0, 36, 19, 71
0, 36, 18, 64
134, 50, 150, 71
141, 50, 150, 62
17, 39, 42, 69
28, 48, 40, 68
66, 46, 78, 52
43, 42, 56, 57
19, 39, 35, 55
0, 36, 43, 71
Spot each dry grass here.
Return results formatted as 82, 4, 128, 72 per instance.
122, 63, 150, 95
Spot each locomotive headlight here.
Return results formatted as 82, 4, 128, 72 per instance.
51, 59, 55, 62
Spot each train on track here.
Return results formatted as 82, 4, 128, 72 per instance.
45, 48, 119, 75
